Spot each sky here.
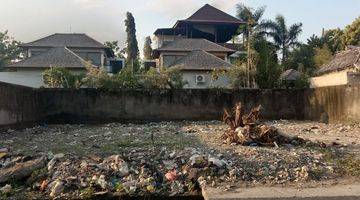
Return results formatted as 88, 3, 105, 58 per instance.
0, 0, 359, 57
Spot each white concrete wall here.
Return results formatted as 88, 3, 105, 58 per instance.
0, 68, 85, 88
182, 71, 229, 89
310, 69, 355, 88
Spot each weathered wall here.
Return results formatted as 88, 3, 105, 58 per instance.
305, 84, 360, 122
0, 82, 305, 127
37, 88, 305, 123
0, 82, 41, 128
1, 82, 359, 129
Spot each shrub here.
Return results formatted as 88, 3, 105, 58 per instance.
43, 67, 84, 88
226, 61, 248, 89
142, 67, 187, 89
142, 68, 168, 89
114, 67, 141, 89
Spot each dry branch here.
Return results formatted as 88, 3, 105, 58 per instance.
222, 102, 302, 147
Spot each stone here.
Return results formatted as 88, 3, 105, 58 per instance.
97, 175, 107, 189
50, 180, 64, 198
0, 184, 12, 194
208, 157, 225, 168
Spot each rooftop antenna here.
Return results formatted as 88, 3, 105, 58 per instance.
69, 25, 72, 33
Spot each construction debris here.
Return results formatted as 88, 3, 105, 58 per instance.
222, 102, 305, 146
0, 156, 46, 184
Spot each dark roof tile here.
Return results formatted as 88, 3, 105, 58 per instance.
8, 47, 94, 68
182, 4, 242, 24
20, 33, 105, 48
170, 50, 234, 70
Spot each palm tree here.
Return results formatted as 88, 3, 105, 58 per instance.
260, 15, 302, 63
236, 4, 266, 88
236, 4, 266, 44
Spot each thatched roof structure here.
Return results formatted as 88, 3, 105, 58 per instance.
317, 46, 360, 75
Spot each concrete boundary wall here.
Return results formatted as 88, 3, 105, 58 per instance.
0, 82, 359, 129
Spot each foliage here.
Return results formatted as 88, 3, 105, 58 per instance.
342, 17, 360, 47
142, 67, 187, 89
82, 65, 113, 89
260, 15, 303, 63
104, 41, 126, 58
314, 45, 333, 68
142, 68, 168, 89
323, 28, 344, 54
307, 34, 324, 48
143, 36, 153, 60
125, 12, 140, 72
166, 67, 188, 89
226, 60, 248, 89
253, 38, 281, 89
293, 72, 310, 88
279, 71, 309, 89
284, 44, 316, 75
43, 67, 84, 89
114, 67, 141, 89
236, 4, 266, 41
0, 30, 22, 67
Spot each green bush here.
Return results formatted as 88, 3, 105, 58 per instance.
142, 67, 187, 89
43, 67, 84, 88
114, 67, 141, 89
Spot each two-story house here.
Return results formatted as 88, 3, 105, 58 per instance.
152, 4, 245, 89
2, 33, 114, 87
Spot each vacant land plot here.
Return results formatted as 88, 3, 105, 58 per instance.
1, 121, 360, 199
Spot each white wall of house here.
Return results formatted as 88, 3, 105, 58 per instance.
310, 69, 360, 88
0, 68, 86, 88
182, 71, 229, 89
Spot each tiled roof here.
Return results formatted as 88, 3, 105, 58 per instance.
19, 33, 105, 48
9, 47, 94, 68
317, 46, 360, 75
155, 38, 235, 53
170, 50, 234, 70
181, 4, 243, 24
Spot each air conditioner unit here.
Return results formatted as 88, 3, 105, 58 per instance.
195, 75, 206, 83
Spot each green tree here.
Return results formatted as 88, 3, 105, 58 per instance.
342, 17, 360, 47
0, 30, 22, 68
307, 34, 324, 48
125, 12, 140, 72
104, 41, 126, 58
43, 67, 84, 88
261, 15, 303, 63
236, 4, 266, 43
253, 38, 281, 89
143, 36, 153, 60
323, 28, 344, 54
314, 45, 333, 68
236, 4, 266, 87
284, 44, 316, 75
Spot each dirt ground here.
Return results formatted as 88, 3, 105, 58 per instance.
1, 120, 360, 199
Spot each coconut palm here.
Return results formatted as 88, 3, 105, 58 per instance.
260, 15, 303, 63
236, 4, 266, 42
236, 4, 266, 88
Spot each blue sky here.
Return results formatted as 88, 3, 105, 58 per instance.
0, 0, 359, 56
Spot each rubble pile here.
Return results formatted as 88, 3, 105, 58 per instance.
222, 102, 305, 147
0, 149, 228, 198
